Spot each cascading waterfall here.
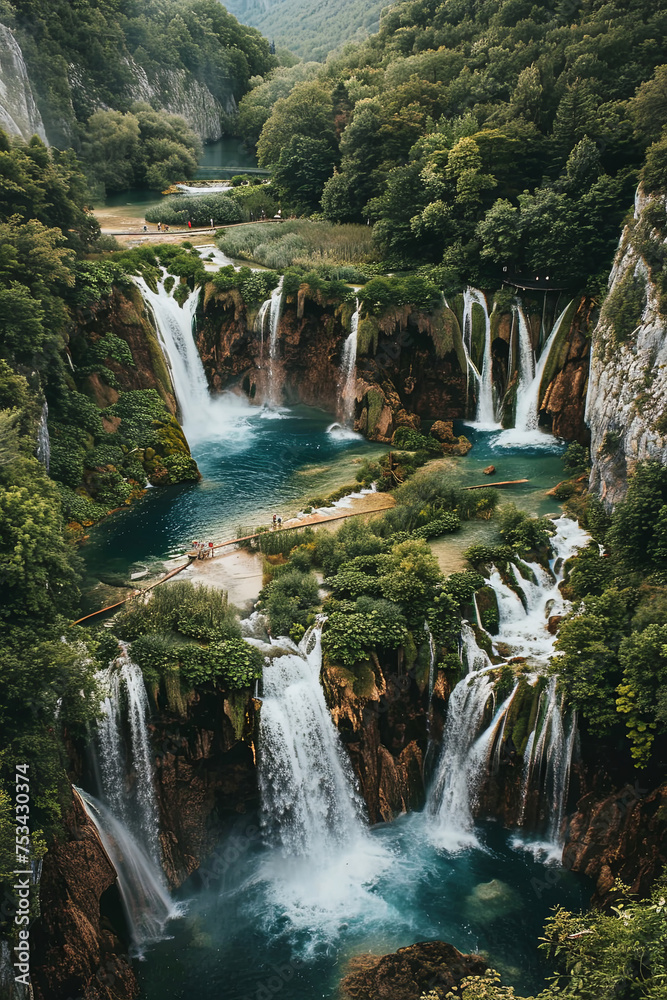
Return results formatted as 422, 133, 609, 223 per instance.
76, 789, 180, 955
135, 271, 257, 444
428, 676, 519, 849
256, 628, 390, 943
428, 517, 588, 850
267, 277, 284, 407
95, 645, 161, 866
259, 629, 364, 855
509, 301, 573, 439
80, 646, 181, 953
36, 401, 50, 470
462, 287, 497, 427
514, 302, 535, 422
336, 300, 359, 427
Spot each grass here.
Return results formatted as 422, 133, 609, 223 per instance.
217, 220, 377, 272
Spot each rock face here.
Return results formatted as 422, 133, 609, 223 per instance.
587, 188, 667, 505
32, 792, 137, 1000
148, 683, 260, 888
340, 941, 487, 1000
564, 780, 667, 906
540, 298, 593, 443
0, 24, 47, 141
122, 58, 234, 142
321, 648, 450, 823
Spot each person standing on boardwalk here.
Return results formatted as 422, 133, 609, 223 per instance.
188, 219, 192, 229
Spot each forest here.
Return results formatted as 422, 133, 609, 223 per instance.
238, 0, 667, 290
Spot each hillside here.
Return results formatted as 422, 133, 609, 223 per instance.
223, 0, 386, 61
239, 0, 667, 290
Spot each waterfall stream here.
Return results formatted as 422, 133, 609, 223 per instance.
502, 301, 573, 445
337, 300, 359, 427
462, 287, 498, 427
83, 646, 181, 951
259, 629, 365, 855
77, 789, 180, 955
36, 401, 50, 470
428, 517, 588, 851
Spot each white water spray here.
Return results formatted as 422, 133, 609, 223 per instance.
36, 401, 50, 471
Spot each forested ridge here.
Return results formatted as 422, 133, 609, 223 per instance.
239, 0, 667, 291
224, 0, 386, 62
3, 0, 276, 143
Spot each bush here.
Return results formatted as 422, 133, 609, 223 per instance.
145, 192, 243, 227
497, 504, 553, 552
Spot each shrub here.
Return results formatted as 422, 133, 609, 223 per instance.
145, 192, 243, 227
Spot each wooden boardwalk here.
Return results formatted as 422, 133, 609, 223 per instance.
70, 498, 395, 626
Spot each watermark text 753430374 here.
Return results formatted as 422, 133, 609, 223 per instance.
13, 764, 32, 987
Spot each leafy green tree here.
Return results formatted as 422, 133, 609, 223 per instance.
257, 82, 336, 167
273, 135, 338, 213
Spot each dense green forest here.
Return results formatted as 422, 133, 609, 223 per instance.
224, 0, 386, 62
4, 0, 276, 145
239, 0, 667, 290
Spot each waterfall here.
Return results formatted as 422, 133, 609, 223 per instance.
135, 271, 257, 445
425, 621, 437, 698
460, 623, 492, 673
36, 401, 50, 471
428, 675, 519, 849
95, 645, 161, 866
513, 302, 535, 429
259, 629, 365, 855
506, 301, 573, 440
462, 287, 498, 427
337, 300, 359, 427
263, 277, 285, 407
76, 789, 180, 955
428, 517, 588, 850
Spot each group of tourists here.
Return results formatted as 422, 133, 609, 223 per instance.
191, 540, 215, 559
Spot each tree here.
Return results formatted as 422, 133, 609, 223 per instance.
631, 64, 667, 143
256, 82, 336, 167
273, 135, 337, 213
81, 109, 141, 193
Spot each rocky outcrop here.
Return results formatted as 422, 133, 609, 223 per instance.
321, 648, 450, 824
563, 780, 667, 906
341, 941, 487, 1000
72, 286, 178, 416
32, 792, 137, 1000
540, 298, 592, 443
587, 188, 667, 505
121, 58, 234, 142
0, 24, 47, 142
148, 683, 259, 888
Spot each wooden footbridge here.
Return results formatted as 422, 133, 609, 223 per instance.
70, 479, 529, 627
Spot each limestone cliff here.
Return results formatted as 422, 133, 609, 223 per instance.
0, 24, 47, 142
31, 792, 137, 1000
587, 188, 667, 505
321, 645, 450, 823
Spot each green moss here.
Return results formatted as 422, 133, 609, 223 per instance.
476, 585, 499, 634
225, 689, 250, 741
352, 659, 378, 699
358, 315, 379, 355
539, 298, 579, 397
366, 388, 385, 436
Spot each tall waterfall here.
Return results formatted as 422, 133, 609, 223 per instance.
336, 300, 359, 427
428, 517, 588, 850
511, 301, 573, 438
95, 645, 161, 866
81, 645, 181, 953
254, 277, 284, 407
77, 789, 180, 955
135, 271, 256, 444
462, 288, 497, 427
428, 675, 519, 850
36, 401, 50, 471
259, 629, 364, 855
